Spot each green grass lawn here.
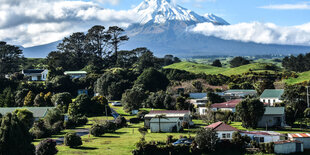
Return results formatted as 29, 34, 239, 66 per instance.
164, 61, 276, 76
284, 70, 310, 85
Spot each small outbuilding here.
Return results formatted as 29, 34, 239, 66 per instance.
241, 131, 285, 143
288, 133, 310, 149
144, 110, 192, 128
274, 140, 303, 154
150, 117, 181, 133
257, 107, 285, 128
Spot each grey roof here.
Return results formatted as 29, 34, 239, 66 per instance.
189, 93, 207, 99
64, 71, 87, 75
225, 89, 257, 93
264, 107, 285, 115
260, 89, 284, 98
150, 117, 181, 123
23, 69, 45, 74
0, 107, 55, 118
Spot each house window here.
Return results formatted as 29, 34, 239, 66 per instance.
260, 137, 264, 142
222, 133, 226, 139
227, 133, 231, 139
273, 99, 276, 103
263, 99, 265, 103
268, 100, 270, 104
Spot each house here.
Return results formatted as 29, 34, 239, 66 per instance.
149, 117, 182, 133
224, 89, 257, 98
189, 93, 207, 99
78, 89, 88, 96
260, 89, 284, 106
144, 110, 192, 128
288, 133, 310, 149
257, 107, 285, 128
198, 99, 242, 115
189, 98, 208, 108
274, 140, 303, 154
205, 122, 239, 140
22, 69, 48, 81
241, 131, 285, 143
0, 107, 55, 121
64, 71, 87, 79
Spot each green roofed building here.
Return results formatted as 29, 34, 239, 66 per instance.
257, 107, 285, 128
260, 89, 284, 106
64, 71, 87, 79
0, 107, 55, 120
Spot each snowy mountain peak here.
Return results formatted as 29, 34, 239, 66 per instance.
133, 0, 229, 25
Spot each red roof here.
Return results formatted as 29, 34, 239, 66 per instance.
290, 133, 310, 138
211, 99, 242, 108
241, 131, 283, 136
149, 110, 190, 114
274, 140, 302, 144
205, 122, 238, 131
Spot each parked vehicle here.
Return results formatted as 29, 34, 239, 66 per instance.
172, 138, 193, 146
112, 101, 122, 106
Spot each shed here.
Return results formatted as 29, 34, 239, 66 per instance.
257, 107, 285, 128
274, 140, 303, 154
288, 133, 310, 149
144, 110, 192, 128
241, 131, 284, 143
0, 107, 55, 121
150, 118, 181, 133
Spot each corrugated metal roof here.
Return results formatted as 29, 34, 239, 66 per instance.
150, 117, 180, 123
64, 71, 87, 75
289, 133, 310, 138
260, 89, 284, 98
149, 110, 190, 114
0, 107, 55, 118
145, 113, 187, 118
225, 89, 257, 93
189, 93, 207, 99
274, 140, 302, 144
23, 69, 45, 74
211, 99, 242, 108
205, 122, 238, 131
264, 107, 285, 115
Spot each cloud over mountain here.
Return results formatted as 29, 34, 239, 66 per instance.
190, 22, 310, 46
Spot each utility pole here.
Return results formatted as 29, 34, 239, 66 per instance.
307, 86, 309, 108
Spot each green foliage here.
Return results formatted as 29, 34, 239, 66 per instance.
68, 94, 91, 117
122, 85, 147, 113
34, 92, 46, 107
29, 119, 51, 139
0, 87, 15, 107
115, 116, 127, 128
36, 139, 58, 155
211, 59, 222, 67
44, 108, 63, 129
254, 79, 275, 95
231, 131, 251, 151
143, 91, 175, 109
195, 128, 219, 152
64, 132, 82, 148
24, 91, 35, 106
90, 124, 105, 137
64, 116, 88, 129
236, 98, 265, 128
192, 80, 203, 92
90, 96, 110, 116
175, 96, 193, 110
13, 109, 34, 130
282, 53, 310, 72
134, 68, 169, 92
51, 92, 73, 113
207, 92, 226, 104
230, 56, 250, 68
0, 42, 23, 75
0, 113, 35, 155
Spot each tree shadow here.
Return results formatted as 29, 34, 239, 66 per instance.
113, 131, 127, 135
99, 135, 121, 138
74, 146, 98, 150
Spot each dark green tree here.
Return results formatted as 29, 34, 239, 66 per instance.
0, 42, 23, 76
207, 92, 226, 104
51, 92, 73, 113
230, 57, 250, 68
0, 87, 15, 107
86, 25, 111, 58
34, 92, 46, 107
121, 85, 147, 113
134, 68, 169, 92
64, 132, 82, 148
211, 59, 222, 67
12, 109, 34, 130
195, 128, 219, 152
107, 26, 129, 61
24, 91, 35, 106
236, 98, 265, 128
36, 139, 58, 155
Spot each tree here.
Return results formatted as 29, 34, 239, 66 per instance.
155, 114, 167, 133
90, 124, 105, 137
134, 68, 169, 92
192, 80, 203, 92
107, 26, 129, 61
254, 79, 275, 95
51, 92, 73, 113
0, 42, 23, 76
15, 89, 29, 107
64, 132, 82, 148
34, 92, 46, 107
122, 85, 147, 113
86, 25, 111, 58
68, 94, 91, 117
175, 96, 193, 110
44, 92, 53, 106
115, 116, 127, 128
195, 128, 219, 152
143, 91, 175, 109
207, 92, 226, 104
0, 87, 15, 107
44, 108, 63, 128
304, 108, 310, 125
236, 98, 265, 128
231, 131, 251, 152
12, 109, 34, 130
36, 139, 58, 155
230, 57, 250, 68
0, 113, 35, 155
24, 91, 35, 106
212, 59, 222, 67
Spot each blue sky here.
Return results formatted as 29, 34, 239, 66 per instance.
98, 0, 310, 26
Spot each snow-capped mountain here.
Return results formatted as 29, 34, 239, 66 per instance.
133, 0, 229, 25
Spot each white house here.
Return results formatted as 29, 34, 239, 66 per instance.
260, 89, 284, 106
22, 69, 48, 81
198, 99, 242, 115
205, 122, 239, 140
64, 71, 87, 79
241, 131, 284, 143
274, 140, 303, 154
257, 107, 286, 128
288, 133, 310, 149
144, 110, 193, 128
224, 89, 257, 98
150, 118, 182, 133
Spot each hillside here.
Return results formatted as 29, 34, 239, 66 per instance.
284, 71, 310, 85
164, 61, 276, 76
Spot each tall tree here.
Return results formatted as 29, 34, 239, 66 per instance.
107, 26, 129, 62
195, 128, 219, 152
121, 85, 147, 113
230, 56, 250, 68
86, 25, 111, 58
134, 68, 169, 92
236, 98, 265, 128
211, 59, 222, 67
0, 42, 23, 76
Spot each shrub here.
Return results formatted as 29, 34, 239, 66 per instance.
90, 124, 105, 137
137, 110, 149, 120
129, 118, 140, 124
102, 121, 117, 133
29, 120, 51, 139
64, 132, 82, 148
51, 121, 63, 134
63, 116, 88, 129
115, 116, 127, 128
182, 121, 189, 129
36, 139, 58, 155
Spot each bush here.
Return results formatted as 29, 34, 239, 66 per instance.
64, 132, 82, 148
51, 121, 64, 134
36, 139, 58, 155
182, 121, 189, 129
102, 121, 117, 133
64, 116, 88, 129
137, 110, 149, 120
29, 120, 51, 139
90, 124, 105, 137
115, 116, 127, 128
130, 118, 140, 124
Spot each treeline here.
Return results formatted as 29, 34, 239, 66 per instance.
282, 53, 310, 72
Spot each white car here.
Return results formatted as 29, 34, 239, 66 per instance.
112, 101, 122, 106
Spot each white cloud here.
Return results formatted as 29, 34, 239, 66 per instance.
260, 2, 310, 10
0, 0, 138, 47
190, 22, 310, 46
95, 0, 121, 5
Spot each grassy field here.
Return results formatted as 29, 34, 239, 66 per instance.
164, 61, 276, 76
284, 70, 310, 85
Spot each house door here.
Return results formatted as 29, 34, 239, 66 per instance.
296, 143, 302, 152
37, 76, 41, 81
